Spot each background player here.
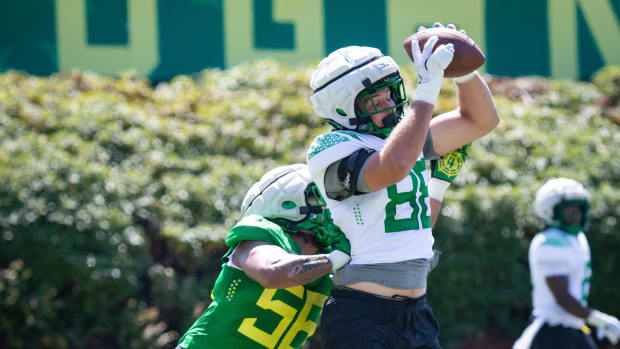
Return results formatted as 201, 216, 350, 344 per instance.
514, 178, 620, 349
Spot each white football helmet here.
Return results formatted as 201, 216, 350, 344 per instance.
241, 164, 331, 246
533, 178, 591, 234
310, 46, 408, 138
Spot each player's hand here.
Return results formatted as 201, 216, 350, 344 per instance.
587, 310, 620, 344
419, 23, 477, 84
327, 225, 351, 271
411, 34, 454, 105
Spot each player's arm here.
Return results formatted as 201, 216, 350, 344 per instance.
546, 275, 589, 318
535, 247, 587, 318
364, 101, 435, 191
547, 275, 620, 344
429, 73, 499, 156
364, 37, 454, 191
427, 142, 471, 226
412, 23, 497, 156
232, 240, 343, 289
430, 199, 442, 227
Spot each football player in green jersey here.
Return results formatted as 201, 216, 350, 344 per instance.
306, 22, 499, 349
176, 164, 350, 349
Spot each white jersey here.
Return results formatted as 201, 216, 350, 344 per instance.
306, 130, 433, 265
529, 228, 592, 329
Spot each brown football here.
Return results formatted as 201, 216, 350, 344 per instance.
402, 27, 485, 78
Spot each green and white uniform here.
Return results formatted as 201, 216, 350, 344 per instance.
177, 215, 332, 349
306, 130, 433, 265
529, 227, 592, 329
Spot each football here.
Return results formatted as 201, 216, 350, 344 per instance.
402, 27, 485, 78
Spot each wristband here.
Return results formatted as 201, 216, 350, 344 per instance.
327, 250, 351, 271
428, 177, 451, 202
454, 71, 477, 84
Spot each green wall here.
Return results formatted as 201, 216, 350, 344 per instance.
1, 0, 618, 81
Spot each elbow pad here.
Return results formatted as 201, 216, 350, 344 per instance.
325, 148, 374, 201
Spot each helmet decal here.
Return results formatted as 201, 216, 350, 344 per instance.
281, 201, 296, 209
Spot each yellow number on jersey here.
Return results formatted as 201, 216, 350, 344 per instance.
237, 286, 328, 348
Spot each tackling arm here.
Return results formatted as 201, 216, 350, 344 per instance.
232, 240, 334, 289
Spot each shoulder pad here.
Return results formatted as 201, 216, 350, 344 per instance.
226, 215, 290, 249
308, 132, 354, 160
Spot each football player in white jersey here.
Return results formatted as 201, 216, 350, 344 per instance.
514, 178, 620, 349
306, 23, 499, 349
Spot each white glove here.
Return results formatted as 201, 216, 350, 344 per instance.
419, 22, 476, 84
453, 71, 477, 84
418, 22, 467, 35
411, 35, 454, 105
327, 250, 350, 271
587, 309, 620, 344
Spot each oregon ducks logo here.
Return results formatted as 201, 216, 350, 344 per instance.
436, 152, 464, 178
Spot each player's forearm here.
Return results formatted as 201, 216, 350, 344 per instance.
265, 254, 333, 289
430, 198, 441, 227
380, 102, 433, 178
456, 73, 499, 135
555, 292, 591, 319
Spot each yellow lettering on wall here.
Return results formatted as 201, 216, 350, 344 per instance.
224, 0, 324, 67
55, 0, 159, 75
386, 0, 486, 72
549, 0, 620, 79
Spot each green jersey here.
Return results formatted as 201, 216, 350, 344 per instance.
177, 215, 332, 349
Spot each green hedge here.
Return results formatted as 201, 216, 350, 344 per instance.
0, 63, 618, 349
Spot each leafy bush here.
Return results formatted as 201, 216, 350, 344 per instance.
430, 70, 620, 349
0, 63, 618, 349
